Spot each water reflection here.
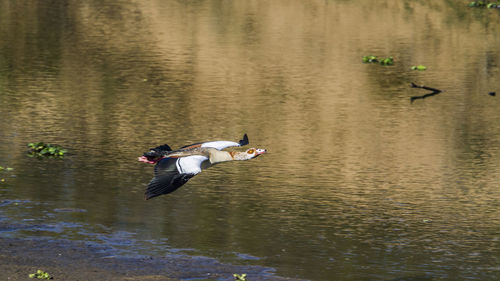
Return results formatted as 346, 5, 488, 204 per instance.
1, 0, 500, 280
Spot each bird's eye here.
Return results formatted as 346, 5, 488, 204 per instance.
247, 149, 255, 154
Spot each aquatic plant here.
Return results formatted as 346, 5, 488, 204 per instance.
379, 57, 394, 65
411, 65, 427, 71
29, 269, 52, 279
362, 55, 379, 63
468, 1, 485, 7
468, 1, 500, 8
27, 142, 67, 158
362, 55, 394, 65
0, 166, 13, 182
0, 166, 14, 171
233, 273, 248, 281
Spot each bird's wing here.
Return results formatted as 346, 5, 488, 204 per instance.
180, 134, 249, 151
175, 155, 208, 174
145, 155, 208, 200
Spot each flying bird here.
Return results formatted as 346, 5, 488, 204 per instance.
138, 134, 266, 200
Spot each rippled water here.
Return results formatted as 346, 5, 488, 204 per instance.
1, 1, 500, 280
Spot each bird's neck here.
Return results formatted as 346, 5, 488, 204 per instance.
168, 148, 248, 164
209, 150, 236, 163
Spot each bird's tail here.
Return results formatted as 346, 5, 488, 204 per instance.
139, 144, 173, 164
239, 134, 249, 146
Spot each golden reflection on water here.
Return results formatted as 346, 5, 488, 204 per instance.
1, 1, 500, 280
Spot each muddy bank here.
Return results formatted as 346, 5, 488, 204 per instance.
0, 237, 303, 281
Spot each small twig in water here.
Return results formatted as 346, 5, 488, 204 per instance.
410, 82, 442, 103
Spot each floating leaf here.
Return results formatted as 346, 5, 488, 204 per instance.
468, 1, 500, 8
363, 55, 379, 63
233, 273, 248, 281
380, 57, 394, 65
411, 65, 427, 71
29, 269, 52, 279
0, 166, 13, 172
363, 55, 393, 65
27, 142, 67, 158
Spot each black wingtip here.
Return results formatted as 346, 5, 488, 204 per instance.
144, 171, 195, 201
239, 134, 249, 146
144, 192, 158, 200
144, 179, 166, 200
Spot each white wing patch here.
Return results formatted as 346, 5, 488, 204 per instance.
176, 155, 208, 174
201, 141, 241, 150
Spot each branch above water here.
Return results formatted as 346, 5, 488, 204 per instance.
410, 82, 442, 103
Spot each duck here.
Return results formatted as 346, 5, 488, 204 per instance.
139, 134, 266, 200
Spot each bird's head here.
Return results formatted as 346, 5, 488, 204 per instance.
234, 147, 266, 160
138, 155, 159, 164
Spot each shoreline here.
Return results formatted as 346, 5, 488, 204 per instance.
0, 237, 302, 281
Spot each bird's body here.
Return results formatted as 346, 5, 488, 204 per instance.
139, 134, 266, 200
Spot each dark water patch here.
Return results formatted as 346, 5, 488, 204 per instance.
0, 221, 37, 233
0, 199, 32, 207
53, 207, 87, 213
0, 236, 304, 281
385, 275, 434, 281
235, 252, 261, 261
0, 214, 293, 280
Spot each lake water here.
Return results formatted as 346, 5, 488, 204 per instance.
1, 1, 500, 280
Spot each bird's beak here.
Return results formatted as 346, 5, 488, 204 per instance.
255, 149, 267, 156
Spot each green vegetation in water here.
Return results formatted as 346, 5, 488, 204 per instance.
362, 55, 394, 65
362, 55, 378, 63
0, 166, 14, 171
468, 1, 500, 8
411, 65, 427, 71
233, 273, 248, 281
0, 166, 14, 182
28, 142, 67, 158
29, 270, 52, 279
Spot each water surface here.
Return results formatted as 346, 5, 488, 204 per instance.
1, 1, 500, 280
